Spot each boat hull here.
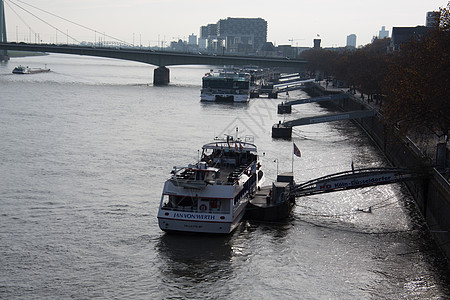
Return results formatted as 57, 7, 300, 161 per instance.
244, 199, 294, 221
12, 68, 50, 74
158, 204, 246, 234
200, 93, 249, 103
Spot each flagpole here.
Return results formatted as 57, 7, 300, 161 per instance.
292, 142, 294, 173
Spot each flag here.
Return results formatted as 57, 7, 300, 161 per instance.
293, 143, 301, 157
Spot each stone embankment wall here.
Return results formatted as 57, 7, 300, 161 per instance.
304, 84, 450, 261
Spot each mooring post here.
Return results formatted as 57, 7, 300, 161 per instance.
153, 66, 170, 86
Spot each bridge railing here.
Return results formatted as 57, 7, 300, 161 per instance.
291, 167, 425, 197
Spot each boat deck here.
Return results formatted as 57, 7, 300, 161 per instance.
245, 183, 294, 221
249, 186, 272, 207
213, 163, 254, 185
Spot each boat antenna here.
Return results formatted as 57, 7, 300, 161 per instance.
236, 127, 239, 140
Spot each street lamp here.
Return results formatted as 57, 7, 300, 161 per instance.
274, 159, 278, 175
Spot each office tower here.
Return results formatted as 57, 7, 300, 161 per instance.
379, 26, 389, 39
346, 34, 356, 48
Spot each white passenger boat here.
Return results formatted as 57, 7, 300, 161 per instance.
12, 65, 50, 74
158, 134, 265, 234
200, 70, 251, 102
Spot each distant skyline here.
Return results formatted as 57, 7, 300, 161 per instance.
3, 0, 447, 48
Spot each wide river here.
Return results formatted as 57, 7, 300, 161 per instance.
1, 54, 449, 299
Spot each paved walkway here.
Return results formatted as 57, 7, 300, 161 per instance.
316, 80, 382, 112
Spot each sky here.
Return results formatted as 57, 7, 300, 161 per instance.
3, 0, 447, 48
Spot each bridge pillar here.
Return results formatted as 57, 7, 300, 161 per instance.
153, 66, 170, 86
0, 0, 8, 61
0, 53, 8, 61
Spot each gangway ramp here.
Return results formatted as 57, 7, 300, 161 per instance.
278, 93, 349, 114
290, 167, 424, 198
279, 73, 302, 80
272, 110, 377, 138
284, 110, 376, 127
273, 79, 315, 94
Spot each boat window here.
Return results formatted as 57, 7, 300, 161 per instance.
203, 199, 230, 213
162, 195, 199, 210
161, 194, 171, 208
202, 78, 249, 90
195, 171, 206, 181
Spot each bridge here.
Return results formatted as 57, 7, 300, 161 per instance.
0, 42, 308, 84
0, 0, 308, 85
290, 167, 424, 198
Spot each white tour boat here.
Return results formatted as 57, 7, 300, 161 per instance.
200, 70, 251, 102
12, 65, 50, 74
158, 134, 264, 234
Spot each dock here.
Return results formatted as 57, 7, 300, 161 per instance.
252, 72, 313, 99
245, 173, 296, 221
244, 167, 423, 222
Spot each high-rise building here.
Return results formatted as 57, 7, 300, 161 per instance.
346, 34, 356, 48
200, 24, 217, 39
390, 26, 430, 51
198, 38, 207, 50
200, 18, 267, 53
200, 23, 218, 51
379, 26, 389, 39
188, 34, 197, 45
216, 18, 267, 53
390, 12, 438, 51
426, 11, 440, 27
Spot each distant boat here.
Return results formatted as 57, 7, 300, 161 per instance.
12, 65, 50, 74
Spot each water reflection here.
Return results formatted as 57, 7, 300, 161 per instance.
157, 234, 232, 262
156, 234, 233, 286
245, 218, 294, 242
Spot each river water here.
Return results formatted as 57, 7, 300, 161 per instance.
0, 54, 449, 299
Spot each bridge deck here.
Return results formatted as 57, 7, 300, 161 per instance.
291, 167, 424, 198
0, 42, 308, 68
283, 110, 377, 127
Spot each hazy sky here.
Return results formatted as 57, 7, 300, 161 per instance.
4, 0, 447, 47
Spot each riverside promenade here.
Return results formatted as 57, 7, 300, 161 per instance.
307, 80, 450, 262
316, 80, 448, 170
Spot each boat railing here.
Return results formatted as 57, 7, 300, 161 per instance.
226, 162, 254, 183
161, 206, 230, 214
